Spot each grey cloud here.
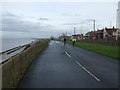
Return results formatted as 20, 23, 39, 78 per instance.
86, 19, 94, 21
2, 17, 35, 32
62, 13, 81, 16
62, 13, 70, 16
86, 19, 99, 22
2, 12, 56, 38
62, 23, 81, 25
74, 14, 81, 16
2, 17, 51, 33
2, 12, 17, 18
38, 18, 49, 21
62, 20, 95, 26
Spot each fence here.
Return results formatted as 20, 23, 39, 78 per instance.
78, 39, 120, 46
2, 39, 49, 88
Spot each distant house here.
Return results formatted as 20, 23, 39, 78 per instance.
103, 26, 117, 39
65, 36, 71, 40
85, 31, 97, 39
84, 26, 118, 40
90, 31, 97, 39
85, 32, 91, 39
72, 34, 84, 40
96, 29, 104, 39
58, 35, 71, 40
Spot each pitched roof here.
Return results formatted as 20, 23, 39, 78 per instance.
96, 30, 103, 33
105, 28, 117, 35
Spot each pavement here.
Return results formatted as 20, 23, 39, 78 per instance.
18, 40, 119, 88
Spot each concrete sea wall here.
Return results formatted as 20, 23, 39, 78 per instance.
2, 39, 49, 88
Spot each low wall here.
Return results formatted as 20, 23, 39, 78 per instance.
2, 39, 50, 88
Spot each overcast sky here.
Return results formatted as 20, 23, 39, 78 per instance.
1, 1, 118, 38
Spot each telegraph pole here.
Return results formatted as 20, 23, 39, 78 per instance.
93, 19, 95, 31
81, 22, 82, 34
74, 27, 75, 35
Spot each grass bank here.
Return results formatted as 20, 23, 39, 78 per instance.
65, 40, 119, 60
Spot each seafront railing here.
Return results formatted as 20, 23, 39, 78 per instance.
1, 39, 50, 88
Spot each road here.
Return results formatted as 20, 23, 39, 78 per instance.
18, 40, 119, 88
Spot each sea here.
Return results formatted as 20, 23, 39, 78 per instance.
0, 38, 37, 53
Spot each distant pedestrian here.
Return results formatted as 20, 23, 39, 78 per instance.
72, 38, 76, 46
63, 38, 66, 46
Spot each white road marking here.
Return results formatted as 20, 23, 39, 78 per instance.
64, 51, 100, 82
65, 52, 71, 58
75, 61, 100, 82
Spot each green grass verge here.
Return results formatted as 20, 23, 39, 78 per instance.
64, 40, 119, 60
